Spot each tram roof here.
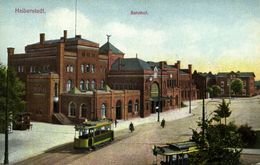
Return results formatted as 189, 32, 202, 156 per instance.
154, 141, 198, 156
75, 119, 113, 130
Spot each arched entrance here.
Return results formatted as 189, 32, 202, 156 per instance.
116, 100, 122, 119
150, 82, 160, 113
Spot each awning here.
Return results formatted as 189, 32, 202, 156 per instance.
147, 96, 172, 102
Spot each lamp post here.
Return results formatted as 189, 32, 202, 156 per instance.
156, 106, 160, 122
189, 76, 192, 114
4, 68, 9, 164
202, 77, 206, 139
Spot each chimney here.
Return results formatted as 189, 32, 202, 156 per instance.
159, 61, 166, 70
176, 60, 180, 69
188, 64, 192, 74
75, 35, 81, 39
7, 47, 15, 66
40, 33, 45, 45
7, 47, 14, 56
63, 30, 67, 41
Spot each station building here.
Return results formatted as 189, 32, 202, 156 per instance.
8, 30, 197, 124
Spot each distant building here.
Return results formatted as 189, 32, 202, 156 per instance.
216, 71, 255, 97
8, 30, 197, 124
193, 71, 255, 98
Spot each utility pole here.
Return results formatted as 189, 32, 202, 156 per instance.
189, 75, 192, 114
4, 68, 9, 164
202, 78, 206, 140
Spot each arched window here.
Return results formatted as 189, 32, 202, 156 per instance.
85, 64, 90, 72
68, 102, 76, 117
66, 65, 70, 72
80, 80, 84, 91
128, 100, 132, 113
135, 99, 139, 113
70, 65, 74, 72
100, 80, 104, 89
66, 80, 72, 92
80, 104, 87, 118
91, 64, 95, 73
101, 104, 106, 118
86, 80, 90, 91
91, 80, 96, 90
81, 64, 84, 73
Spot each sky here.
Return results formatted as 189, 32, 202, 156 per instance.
0, 0, 259, 80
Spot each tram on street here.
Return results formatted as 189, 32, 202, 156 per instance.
152, 141, 198, 165
74, 119, 114, 149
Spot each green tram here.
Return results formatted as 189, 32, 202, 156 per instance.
74, 120, 114, 149
152, 141, 198, 165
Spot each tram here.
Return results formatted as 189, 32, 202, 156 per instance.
152, 141, 198, 165
74, 119, 114, 149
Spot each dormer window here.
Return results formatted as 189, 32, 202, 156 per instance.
154, 66, 158, 78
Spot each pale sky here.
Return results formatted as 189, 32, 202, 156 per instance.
0, 0, 259, 79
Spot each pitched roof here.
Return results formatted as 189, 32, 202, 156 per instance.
217, 71, 255, 78
111, 58, 152, 71
99, 42, 124, 55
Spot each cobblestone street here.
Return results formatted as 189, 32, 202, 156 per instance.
12, 96, 260, 165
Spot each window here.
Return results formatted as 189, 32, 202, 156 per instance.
81, 64, 84, 73
221, 81, 225, 87
80, 80, 84, 91
91, 64, 95, 73
30, 66, 36, 73
86, 80, 90, 91
91, 80, 96, 90
135, 100, 139, 113
128, 100, 132, 113
85, 64, 90, 72
100, 80, 104, 89
101, 104, 106, 118
66, 65, 70, 72
70, 65, 74, 72
68, 102, 76, 117
66, 80, 72, 92
80, 104, 87, 118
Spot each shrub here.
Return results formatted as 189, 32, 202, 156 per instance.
237, 124, 257, 147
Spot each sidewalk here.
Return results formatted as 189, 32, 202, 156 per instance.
242, 149, 260, 155
113, 102, 198, 131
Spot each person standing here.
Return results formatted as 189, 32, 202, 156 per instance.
115, 119, 118, 128
161, 118, 165, 128
129, 122, 134, 133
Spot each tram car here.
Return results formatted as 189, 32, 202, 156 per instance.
74, 119, 114, 149
152, 141, 198, 165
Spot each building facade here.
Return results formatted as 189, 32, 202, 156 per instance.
8, 30, 197, 124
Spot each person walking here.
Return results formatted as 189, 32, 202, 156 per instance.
115, 119, 118, 128
161, 118, 165, 128
129, 122, 134, 133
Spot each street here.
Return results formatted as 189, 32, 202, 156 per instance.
9, 96, 260, 164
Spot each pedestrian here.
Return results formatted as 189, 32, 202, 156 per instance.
161, 118, 165, 128
115, 119, 118, 128
129, 122, 134, 133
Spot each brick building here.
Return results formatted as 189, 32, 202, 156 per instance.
8, 30, 197, 124
193, 71, 255, 98
107, 59, 197, 118
216, 71, 255, 97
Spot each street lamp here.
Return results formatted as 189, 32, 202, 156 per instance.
156, 106, 160, 122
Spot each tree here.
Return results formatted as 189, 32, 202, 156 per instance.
214, 99, 231, 125
191, 101, 242, 164
0, 64, 25, 131
212, 85, 221, 97
231, 78, 243, 95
